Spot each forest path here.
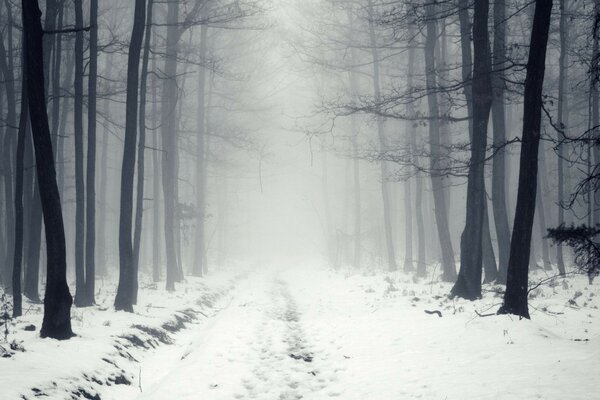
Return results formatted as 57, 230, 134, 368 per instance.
136, 268, 343, 400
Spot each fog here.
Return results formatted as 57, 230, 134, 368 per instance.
0, 0, 599, 398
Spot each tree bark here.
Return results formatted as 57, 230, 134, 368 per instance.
115, 0, 146, 312
498, 0, 553, 319
22, 0, 73, 339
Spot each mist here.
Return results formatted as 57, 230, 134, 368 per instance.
0, 0, 598, 398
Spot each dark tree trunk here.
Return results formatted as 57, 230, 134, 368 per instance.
50, 2, 63, 152
22, 0, 73, 339
0, 24, 16, 286
491, 0, 512, 282
133, 0, 154, 303
482, 200, 498, 282
73, 0, 87, 306
97, 54, 112, 277
452, 0, 493, 300
424, 1, 456, 281
592, 1, 600, 228
57, 46, 75, 198
498, 0, 553, 319
24, 180, 42, 302
85, 0, 98, 305
556, 0, 568, 275
115, 0, 146, 312
12, 51, 29, 318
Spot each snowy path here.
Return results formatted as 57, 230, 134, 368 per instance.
132, 267, 599, 400
136, 270, 340, 400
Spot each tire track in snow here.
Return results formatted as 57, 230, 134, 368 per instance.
235, 276, 333, 400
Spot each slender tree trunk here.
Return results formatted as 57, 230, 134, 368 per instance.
73, 0, 87, 306
194, 23, 208, 276
97, 54, 112, 277
84, 0, 98, 305
57, 47, 74, 198
12, 52, 28, 318
115, 0, 146, 312
491, 0, 512, 282
452, 0, 493, 300
23, 0, 73, 339
367, 0, 397, 272
151, 34, 161, 283
162, 1, 180, 291
556, 0, 568, 275
347, 10, 361, 268
132, 0, 154, 303
498, 0, 553, 319
424, 1, 456, 281
0, 27, 16, 286
50, 2, 63, 152
537, 142, 552, 270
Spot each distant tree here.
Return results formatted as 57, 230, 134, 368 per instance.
498, 0, 553, 319
22, 0, 74, 339
73, 0, 88, 306
85, 0, 99, 306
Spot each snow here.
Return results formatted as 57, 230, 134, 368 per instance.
1, 265, 598, 400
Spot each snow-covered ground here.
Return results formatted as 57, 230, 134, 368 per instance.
1, 265, 598, 399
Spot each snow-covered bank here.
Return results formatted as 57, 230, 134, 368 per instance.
284, 266, 599, 400
0, 270, 241, 400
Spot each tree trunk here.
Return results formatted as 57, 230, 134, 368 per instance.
162, 0, 180, 291
12, 51, 28, 318
536, 141, 552, 270
556, 0, 568, 275
451, 0, 493, 300
194, 23, 208, 277
22, 0, 73, 339
367, 0, 397, 272
424, 1, 456, 281
84, 0, 98, 305
97, 54, 112, 277
0, 26, 16, 286
498, 0, 553, 319
132, 0, 154, 303
73, 0, 87, 306
491, 0, 512, 283
115, 0, 146, 312
151, 33, 161, 282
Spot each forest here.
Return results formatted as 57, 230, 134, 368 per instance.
0, 0, 598, 399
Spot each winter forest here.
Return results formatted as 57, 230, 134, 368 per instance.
0, 0, 598, 398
